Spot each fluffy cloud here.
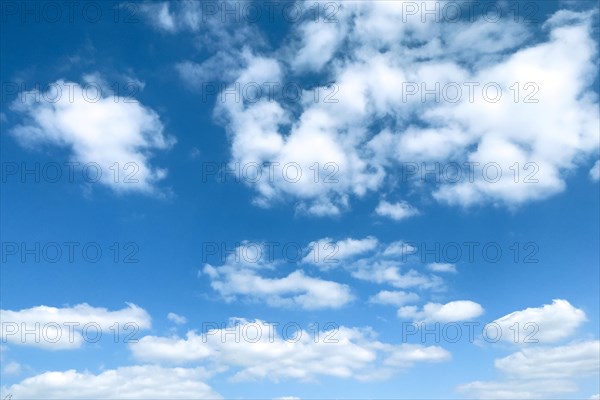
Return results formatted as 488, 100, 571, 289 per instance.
426, 263, 457, 273
10, 78, 174, 194
0, 303, 151, 349
0, 365, 219, 399
458, 340, 600, 399
202, 237, 446, 309
202, 243, 353, 309
495, 340, 600, 379
167, 312, 187, 325
375, 200, 420, 221
302, 236, 378, 268
290, 13, 348, 73
302, 236, 443, 291
488, 299, 587, 344
369, 290, 419, 307
130, 319, 450, 381
398, 300, 484, 322
352, 260, 443, 290
168, 2, 599, 215
460, 299, 597, 399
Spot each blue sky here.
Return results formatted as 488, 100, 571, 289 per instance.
1, 1, 599, 399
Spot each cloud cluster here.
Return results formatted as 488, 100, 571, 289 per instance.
201, 237, 451, 309
303, 236, 444, 291
130, 318, 450, 381
140, 1, 266, 84
202, 243, 353, 309
0, 306, 451, 393
459, 299, 597, 399
0, 303, 151, 349
458, 340, 600, 399
169, 3, 599, 215
0, 365, 220, 399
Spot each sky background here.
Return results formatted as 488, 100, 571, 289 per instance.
1, 1, 599, 399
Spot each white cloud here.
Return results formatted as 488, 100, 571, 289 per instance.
495, 340, 600, 379
10, 79, 175, 194
398, 300, 484, 323
213, 52, 386, 215
489, 299, 587, 344
204, 267, 353, 310
0, 303, 151, 349
302, 237, 443, 290
139, 1, 205, 33
142, 1, 267, 89
140, 2, 176, 32
382, 241, 416, 257
290, 11, 349, 73
326, 236, 379, 259
590, 160, 600, 181
182, 3, 600, 215
167, 312, 187, 325
176, 53, 242, 84
302, 236, 378, 267
352, 260, 443, 291
427, 263, 457, 273
430, 11, 599, 206
459, 299, 597, 399
302, 237, 444, 292
458, 340, 600, 399
203, 237, 444, 309
202, 244, 353, 310
0, 365, 220, 399
375, 200, 420, 221
130, 319, 450, 381
457, 379, 578, 399
369, 290, 419, 307
383, 344, 451, 368
130, 330, 213, 364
